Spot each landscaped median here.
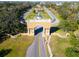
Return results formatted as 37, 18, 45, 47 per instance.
24, 8, 36, 20
0, 34, 34, 57
24, 7, 51, 20
40, 10, 51, 19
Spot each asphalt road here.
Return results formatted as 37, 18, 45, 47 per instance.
26, 32, 47, 57
26, 6, 60, 57
44, 6, 60, 26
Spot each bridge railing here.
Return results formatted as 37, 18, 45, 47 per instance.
25, 19, 52, 23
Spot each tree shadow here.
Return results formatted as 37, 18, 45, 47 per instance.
0, 49, 12, 57
50, 27, 60, 35
0, 35, 10, 44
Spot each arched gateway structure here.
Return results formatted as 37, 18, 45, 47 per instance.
26, 19, 52, 35
26, 25, 47, 57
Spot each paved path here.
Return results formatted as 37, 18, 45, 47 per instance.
26, 32, 47, 57
43, 6, 60, 57
51, 33, 67, 38
46, 36, 53, 57
25, 6, 60, 57
43, 6, 60, 26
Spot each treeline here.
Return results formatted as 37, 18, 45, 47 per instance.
47, 2, 79, 32
57, 2, 79, 32
47, 2, 79, 56
0, 2, 37, 39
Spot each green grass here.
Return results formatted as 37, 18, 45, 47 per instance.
56, 29, 63, 33
49, 8, 64, 20
25, 8, 51, 20
25, 9, 36, 20
50, 35, 71, 57
55, 13, 64, 20
56, 29, 67, 34
0, 35, 34, 57
40, 11, 51, 19
65, 47, 79, 57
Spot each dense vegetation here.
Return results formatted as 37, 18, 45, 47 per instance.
46, 2, 79, 57
0, 2, 37, 39
46, 2, 79, 32
58, 2, 79, 32
65, 32, 79, 57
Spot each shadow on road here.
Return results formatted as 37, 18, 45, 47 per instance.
50, 27, 60, 35
0, 49, 12, 57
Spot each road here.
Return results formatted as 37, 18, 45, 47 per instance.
43, 6, 60, 26
26, 32, 47, 57
43, 6, 60, 57
26, 6, 60, 57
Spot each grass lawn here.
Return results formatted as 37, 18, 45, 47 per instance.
40, 11, 51, 19
25, 9, 36, 20
25, 8, 51, 20
56, 29, 67, 34
50, 35, 71, 57
49, 8, 64, 20
0, 35, 34, 57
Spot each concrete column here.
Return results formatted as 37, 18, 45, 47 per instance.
28, 28, 29, 34
45, 28, 46, 35
47, 29, 49, 35
30, 29, 31, 34
46, 28, 49, 35
43, 28, 45, 36
30, 28, 33, 35
46, 28, 47, 35
33, 29, 34, 35
28, 28, 30, 34
48, 29, 50, 35
44, 28, 45, 35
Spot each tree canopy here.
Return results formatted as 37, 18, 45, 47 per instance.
0, 2, 37, 39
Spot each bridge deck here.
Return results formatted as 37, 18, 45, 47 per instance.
27, 22, 52, 29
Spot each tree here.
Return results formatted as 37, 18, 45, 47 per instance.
0, 2, 37, 40
59, 20, 78, 32
65, 32, 79, 57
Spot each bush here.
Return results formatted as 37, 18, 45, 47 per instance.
59, 20, 78, 32
65, 47, 79, 57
